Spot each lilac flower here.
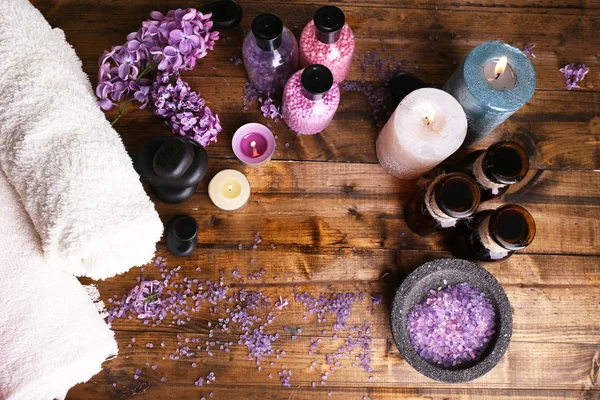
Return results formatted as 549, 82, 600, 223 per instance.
95, 8, 220, 145
560, 63, 590, 90
259, 94, 282, 121
170, 22, 201, 54
522, 44, 536, 59
150, 74, 221, 146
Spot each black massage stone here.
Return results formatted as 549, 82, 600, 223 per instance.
390, 71, 426, 106
390, 258, 513, 383
135, 137, 208, 204
166, 215, 198, 258
153, 138, 194, 180
201, 0, 243, 30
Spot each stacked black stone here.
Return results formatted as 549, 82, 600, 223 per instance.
135, 137, 208, 204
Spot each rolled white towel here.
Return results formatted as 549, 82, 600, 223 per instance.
0, 169, 118, 400
0, 0, 163, 279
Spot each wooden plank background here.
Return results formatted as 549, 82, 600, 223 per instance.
29, 0, 600, 399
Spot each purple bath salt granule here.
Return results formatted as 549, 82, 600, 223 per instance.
278, 366, 292, 387
407, 283, 496, 368
282, 68, 340, 135
299, 18, 355, 83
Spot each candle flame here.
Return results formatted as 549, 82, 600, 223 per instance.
424, 110, 435, 126
250, 140, 260, 158
228, 185, 233, 192
494, 56, 508, 79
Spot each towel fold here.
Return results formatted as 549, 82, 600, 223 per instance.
0, 169, 118, 400
0, 0, 163, 279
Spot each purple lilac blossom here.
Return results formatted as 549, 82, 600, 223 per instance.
559, 63, 590, 90
522, 44, 536, 59
150, 74, 221, 146
96, 8, 221, 146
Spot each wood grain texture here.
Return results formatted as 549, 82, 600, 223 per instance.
26, 0, 600, 398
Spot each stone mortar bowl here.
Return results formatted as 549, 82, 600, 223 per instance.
390, 258, 512, 383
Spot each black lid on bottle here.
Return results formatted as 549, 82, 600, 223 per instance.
201, 0, 243, 30
390, 72, 426, 106
301, 64, 334, 100
313, 6, 345, 44
252, 13, 283, 51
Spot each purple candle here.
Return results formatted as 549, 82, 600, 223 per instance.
232, 123, 276, 167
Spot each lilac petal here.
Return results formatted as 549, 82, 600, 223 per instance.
182, 9, 197, 21
169, 29, 185, 42
163, 46, 179, 57
179, 40, 192, 54
150, 11, 165, 20
188, 35, 200, 47
97, 98, 114, 110
118, 63, 130, 80
127, 40, 141, 51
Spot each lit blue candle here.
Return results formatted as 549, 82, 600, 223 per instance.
444, 41, 536, 146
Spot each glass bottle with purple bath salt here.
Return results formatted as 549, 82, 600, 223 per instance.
282, 64, 340, 135
299, 6, 355, 83
242, 13, 299, 95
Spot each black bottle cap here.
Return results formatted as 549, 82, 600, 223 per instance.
313, 6, 345, 44
301, 64, 334, 100
390, 71, 426, 105
201, 0, 243, 30
166, 215, 199, 258
252, 13, 283, 51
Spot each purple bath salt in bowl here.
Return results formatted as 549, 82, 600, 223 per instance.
390, 258, 512, 383
282, 65, 340, 135
407, 283, 496, 368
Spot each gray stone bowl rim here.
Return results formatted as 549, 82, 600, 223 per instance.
390, 258, 513, 383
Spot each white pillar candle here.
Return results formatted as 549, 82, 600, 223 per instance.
208, 169, 251, 211
376, 88, 467, 180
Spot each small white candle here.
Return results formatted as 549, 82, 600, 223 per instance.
208, 169, 251, 211
483, 56, 516, 90
376, 88, 467, 180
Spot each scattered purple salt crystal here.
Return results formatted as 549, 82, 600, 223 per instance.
146, 342, 153, 348
370, 294, 383, 305
560, 63, 590, 90
152, 365, 158, 370
112, 383, 117, 387
522, 44, 536, 58
133, 375, 139, 380
233, 267, 242, 280
210, 392, 214, 398
407, 282, 496, 367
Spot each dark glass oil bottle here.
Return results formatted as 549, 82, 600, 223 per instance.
404, 172, 481, 237
458, 141, 529, 201
467, 204, 536, 262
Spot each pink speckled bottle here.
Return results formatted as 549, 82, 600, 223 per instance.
299, 6, 354, 83
282, 64, 340, 135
